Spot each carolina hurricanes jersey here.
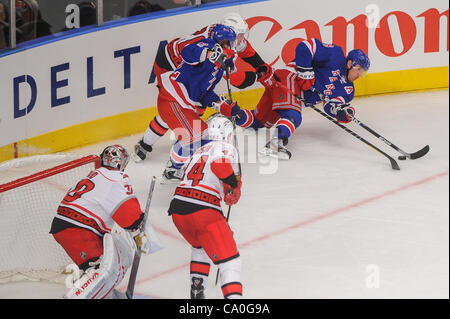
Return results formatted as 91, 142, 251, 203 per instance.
292, 38, 355, 108
168, 141, 239, 216
51, 167, 142, 237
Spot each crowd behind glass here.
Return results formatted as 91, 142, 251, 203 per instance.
0, 0, 229, 50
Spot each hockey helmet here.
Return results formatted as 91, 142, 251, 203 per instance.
207, 113, 234, 144
100, 145, 130, 171
347, 49, 370, 71
221, 12, 249, 38
210, 24, 236, 49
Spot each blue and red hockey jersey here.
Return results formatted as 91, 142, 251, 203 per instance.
165, 38, 229, 111
293, 38, 355, 108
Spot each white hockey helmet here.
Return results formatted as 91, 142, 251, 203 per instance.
207, 113, 234, 144
100, 145, 130, 171
221, 12, 249, 38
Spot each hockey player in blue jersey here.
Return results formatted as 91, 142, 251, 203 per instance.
235, 38, 370, 159
156, 24, 241, 181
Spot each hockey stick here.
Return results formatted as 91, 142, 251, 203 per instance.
126, 176, 157, 299
215, 67, 242, 286
274, 81, 400, 170
310, 87, 430, 160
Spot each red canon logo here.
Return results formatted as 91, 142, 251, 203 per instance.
246, 8, 449, 65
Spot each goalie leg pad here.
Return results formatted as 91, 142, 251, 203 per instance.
64, 232, 133, 299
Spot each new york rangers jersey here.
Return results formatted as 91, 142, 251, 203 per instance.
293, 38, 355, 107
168, 140, 239, 216
160, 38, 228, 111
51, 167, 142, 237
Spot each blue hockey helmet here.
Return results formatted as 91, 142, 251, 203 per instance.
347, 49, 370, 71
210, 24, 237, 49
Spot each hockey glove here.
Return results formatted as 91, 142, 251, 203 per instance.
295, 66, 315, 91
256, 64, 276, 88
223, 177, 242, 206
212, 96, 241, 118
132, 230, 151, 254
209, 43, 235, 70
324, 102, 355, 124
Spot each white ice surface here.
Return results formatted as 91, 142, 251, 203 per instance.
0, 90, 448, 299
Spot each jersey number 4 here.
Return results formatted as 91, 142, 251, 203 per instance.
186, 155, 208, 186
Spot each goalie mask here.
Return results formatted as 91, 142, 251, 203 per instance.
100, 145, 130, 171
207, 113, 234, 144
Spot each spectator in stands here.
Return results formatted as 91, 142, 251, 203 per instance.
128, 1, 163, 17
0, 1, 8, 49
15, 0, 51, 44
78, 1, 96, 26
173, 0, 207, 6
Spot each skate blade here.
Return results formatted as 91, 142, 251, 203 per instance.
130, 152, 144, 163
159, 175, 182, 185
258, 148, 291, 160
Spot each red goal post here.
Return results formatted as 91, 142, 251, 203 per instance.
0, 155, 100, 283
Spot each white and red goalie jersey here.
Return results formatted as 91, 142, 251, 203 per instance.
168, 140, 239, 215
54, 167, 143, 236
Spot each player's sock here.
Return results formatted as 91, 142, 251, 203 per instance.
219, 257, 242, 299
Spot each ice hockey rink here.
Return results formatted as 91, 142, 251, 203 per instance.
0, 89, 448, 299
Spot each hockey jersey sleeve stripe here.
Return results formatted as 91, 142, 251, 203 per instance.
161, 72, 202, 111
111, 197, 143, 230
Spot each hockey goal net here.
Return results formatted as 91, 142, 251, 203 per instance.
0, 154, 100, 283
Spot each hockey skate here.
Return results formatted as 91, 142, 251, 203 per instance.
161, 160, 185, 184
259, 137, 292, 160
131, 140, 152, 162
190, 277, 206, 299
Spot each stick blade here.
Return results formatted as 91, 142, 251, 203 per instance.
409, 145, 430, 160
390, 158, 401, 170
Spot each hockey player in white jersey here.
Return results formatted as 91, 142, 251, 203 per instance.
168, 114, 243, 299
50, 145, 157, 299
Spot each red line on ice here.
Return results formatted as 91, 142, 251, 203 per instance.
134, 170, 449, 291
